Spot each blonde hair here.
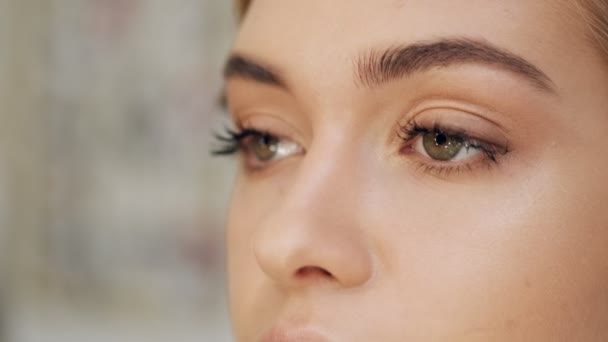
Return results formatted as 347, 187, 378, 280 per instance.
234, 0, 608, 59
575, 0, 608, 57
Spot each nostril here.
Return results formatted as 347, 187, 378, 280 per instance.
295, 266, 333, 279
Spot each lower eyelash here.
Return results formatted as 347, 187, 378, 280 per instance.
411, 158, 495, 177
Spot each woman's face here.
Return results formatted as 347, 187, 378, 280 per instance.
223, 0, 608, 340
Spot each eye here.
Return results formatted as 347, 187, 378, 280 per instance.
212, 128, 303, 169
399, 120, 510, 176
244, 132, 302, 164
415, 130, 481, 162
248, 134, 280, 161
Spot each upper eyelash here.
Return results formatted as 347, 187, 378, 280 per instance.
398, 120, 509, 162
400, 120, 466, 141
211, 127, 264, 156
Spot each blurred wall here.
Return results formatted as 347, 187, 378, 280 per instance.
1, 1, 237, 341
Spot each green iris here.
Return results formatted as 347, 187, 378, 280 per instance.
252, 134, 279, 161
422, 131, 465, 161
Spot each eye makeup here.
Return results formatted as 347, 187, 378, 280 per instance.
395, 105, 512, 177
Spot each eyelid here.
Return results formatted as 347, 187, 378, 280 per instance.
237, 112, 308, 145
401, 122, 509, 156
400, 107, 511, 149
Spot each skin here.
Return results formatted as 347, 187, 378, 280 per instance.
223, 0, 608, 341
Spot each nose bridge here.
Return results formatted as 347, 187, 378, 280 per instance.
273, 123, 366, 223
252, 129, 374, 289
294, 130, 362, 210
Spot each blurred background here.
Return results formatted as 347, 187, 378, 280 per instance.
0, 1, 237, 341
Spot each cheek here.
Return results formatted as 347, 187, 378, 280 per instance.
226, 180, 255, 334
224, 141, 608, 339
372, 155, 608, 335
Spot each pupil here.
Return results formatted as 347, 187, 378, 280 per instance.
435, 133, 447, 145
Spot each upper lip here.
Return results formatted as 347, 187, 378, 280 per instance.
260, 325, 331, 342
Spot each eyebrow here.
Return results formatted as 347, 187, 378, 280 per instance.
223, 54, 287, 89
356, 38, 556, 93
222, 38, 556, 99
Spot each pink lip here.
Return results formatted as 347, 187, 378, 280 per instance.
260, 326, 331, 342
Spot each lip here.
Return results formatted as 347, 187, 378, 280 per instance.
260, 326, 331, 342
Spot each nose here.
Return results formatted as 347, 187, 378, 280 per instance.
252, 144, 374, 289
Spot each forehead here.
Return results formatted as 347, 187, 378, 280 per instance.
238, 1, 572, 49
234, 0, 587, 75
